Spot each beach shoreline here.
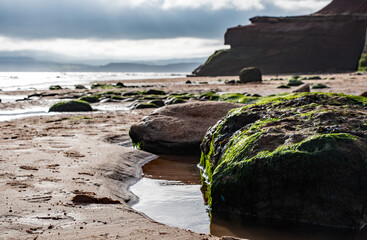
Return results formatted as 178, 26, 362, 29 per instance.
0, 72, 366, 239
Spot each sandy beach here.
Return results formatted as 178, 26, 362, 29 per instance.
0, 73, 366, 239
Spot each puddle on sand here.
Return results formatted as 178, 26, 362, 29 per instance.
130, 156, 367, 239
130, 156, 210, 234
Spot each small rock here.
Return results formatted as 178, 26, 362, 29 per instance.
360, 91, 367, 97
122, 91, 140, 96
49, 100, 93, 112
225, 80, 237, 84
75, 85, 87, 89
164, 97, 186, 105
148, 99, 165, 107
239, 67, 262, 83
145, 89, 166, 95
115, 82, 125, 88
312, 83, 328, 89
49, 85, 62, 90
72, 194, 121, 205
293, 83, 310, 93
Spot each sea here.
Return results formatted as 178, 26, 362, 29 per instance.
0, 72, 186, 121
0, 72, 186, 91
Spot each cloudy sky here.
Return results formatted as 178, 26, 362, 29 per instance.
0, 0, 331, 63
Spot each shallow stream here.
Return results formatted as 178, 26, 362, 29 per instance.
130, 155, 367, 239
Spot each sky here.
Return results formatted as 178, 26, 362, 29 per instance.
0, 0, 332, 63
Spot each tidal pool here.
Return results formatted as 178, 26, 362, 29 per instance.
130, 156, 367, 239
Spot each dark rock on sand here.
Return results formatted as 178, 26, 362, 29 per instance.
148, 99, 165, 107
122, 91, 140, 96
293, 83, 311, 92
312, 83, 329, 89
144, 89, 166, 95
75, 85, 87, 89
239, 67, 262, 83
49, 100, 93, 112
129, 101, 241, 154
131, 102, 158, 110
79, 96, 100, 103
72, 194, 121, 204
200, 92, 367, 229
49, 85, 62, 90
164, 97, 186, 105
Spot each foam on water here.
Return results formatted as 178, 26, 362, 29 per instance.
0, 72, 186, 91
0, 106, 50, 122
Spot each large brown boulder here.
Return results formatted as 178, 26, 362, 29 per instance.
193, 0, 367, 76
129, 101, 241, 155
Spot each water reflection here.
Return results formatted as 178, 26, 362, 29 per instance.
131, 155, 367, 239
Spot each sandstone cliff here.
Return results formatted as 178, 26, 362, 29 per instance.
194, 0, 367, 76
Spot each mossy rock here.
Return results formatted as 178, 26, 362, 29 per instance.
133, 102, 158, 109
306, 75, 322, 80
79, 96, 100, 103
75, 85, 87, 89
277, 84, 291, 89
115, 82, 125, 88
239, 67, 262, 83
91, 83, 114, 89
122, 91, 140, 96
287, 79, 304, 86
110, 95, 125, 100
200, 92, 367, 229
49, 100, 93, 112
164, 97, 186, 105
312, 83, 328, 89
49, 85, 62, 90
148, 99, 165, 107
200, 91, 220, 101
144, 89, 166, 95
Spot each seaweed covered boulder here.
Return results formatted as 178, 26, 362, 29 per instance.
129, 101, 241, 155
239, 67, 262, 83
200, 93, 367, 229
49, 100, 93, 112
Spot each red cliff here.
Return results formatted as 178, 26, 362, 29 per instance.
194, 0, 367, 76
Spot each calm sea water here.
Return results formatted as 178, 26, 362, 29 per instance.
0, 72, 186, 91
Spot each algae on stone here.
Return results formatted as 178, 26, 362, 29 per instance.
49, 100, 93, 112
200, 92, 367, 229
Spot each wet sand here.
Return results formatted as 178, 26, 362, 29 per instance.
0, 72, 366, 239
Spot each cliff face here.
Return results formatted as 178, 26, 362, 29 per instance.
316, 0, 367, 14
194, 0, 367, 76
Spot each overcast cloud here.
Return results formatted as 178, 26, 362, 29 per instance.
0, 0, 331, 61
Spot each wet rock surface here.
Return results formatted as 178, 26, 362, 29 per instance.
129, 101, 241, 154
200, 93, 367, 229
49, 100, 93, 112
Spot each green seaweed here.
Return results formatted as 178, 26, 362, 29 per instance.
79, 96, 100, 103
312, 83, 328, 89
287, 79, 304, 86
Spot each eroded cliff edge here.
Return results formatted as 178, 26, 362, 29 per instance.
194, 0, 367, 76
